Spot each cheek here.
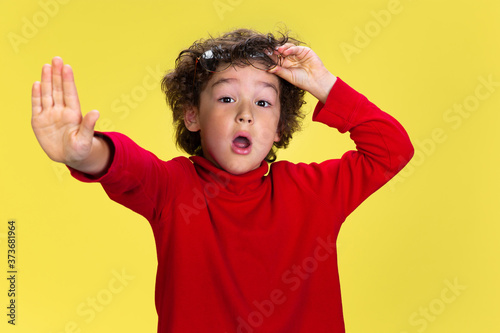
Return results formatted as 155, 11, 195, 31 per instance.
200, 119, 228, 149
198, 108, 226, 134
258, 114, 281, 144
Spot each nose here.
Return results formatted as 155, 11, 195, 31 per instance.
236, 103, 253, 124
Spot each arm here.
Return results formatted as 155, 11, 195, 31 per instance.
270, 46, 414, 220
66, 131, 175, 222
313, 78, 413, 218
32, 57, 172, 222
31, 57, 111, 178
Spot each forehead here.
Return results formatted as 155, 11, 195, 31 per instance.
205, 65, 280, 90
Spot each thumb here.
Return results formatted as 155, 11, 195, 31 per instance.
268, 65, 292, 83
79, 109, 100, 141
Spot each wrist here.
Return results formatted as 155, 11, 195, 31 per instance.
311, 72, 337, 104
66, 135, 112, 178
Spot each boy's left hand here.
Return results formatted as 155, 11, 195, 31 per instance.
268, 44, 337, 104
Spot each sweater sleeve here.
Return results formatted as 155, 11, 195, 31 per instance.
66, 131, 175, 223
282, 78, 414, 221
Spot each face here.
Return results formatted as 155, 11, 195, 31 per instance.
185, 65, 281, 175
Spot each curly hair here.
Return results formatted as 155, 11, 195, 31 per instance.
161, 28, 306, 162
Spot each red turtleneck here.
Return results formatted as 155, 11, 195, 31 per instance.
68, 78, 414, 333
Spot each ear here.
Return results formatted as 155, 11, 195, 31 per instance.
273, 131, 281, 143
274, 123, 281, 142
184, 106, 200, 132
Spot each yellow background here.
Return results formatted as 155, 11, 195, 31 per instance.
1, 0, 499, 332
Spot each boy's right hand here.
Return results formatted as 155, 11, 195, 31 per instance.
31, 57, 100, 167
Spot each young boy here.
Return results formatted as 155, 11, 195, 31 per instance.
31, 29, 413, 333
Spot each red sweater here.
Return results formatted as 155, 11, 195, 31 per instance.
69, 78, 413, 333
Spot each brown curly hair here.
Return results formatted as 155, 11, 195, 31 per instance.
161, 28, 306, 162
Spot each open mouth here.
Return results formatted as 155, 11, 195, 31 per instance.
233, 136, 251, 149
231, 133, 252, 154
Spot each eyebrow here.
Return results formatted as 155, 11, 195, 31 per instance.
211, 77, 279, 96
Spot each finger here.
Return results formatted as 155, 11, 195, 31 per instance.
62, 64, 80, 110
40, 64, 53, 110
274, 44, 294, 67
31, 81, 42, 116
52, 57, 64, 107
280, 45, 306, 58
275, 43, 295, 54
276, 45, 307, 68
78, 110, 100, 141
268, 65, 293, 83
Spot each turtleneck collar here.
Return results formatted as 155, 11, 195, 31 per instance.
189, 156, 269, 197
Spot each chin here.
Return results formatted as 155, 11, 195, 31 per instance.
224, 165, 253, 176
222, 160, 259, 176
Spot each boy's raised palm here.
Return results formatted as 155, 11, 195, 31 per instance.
31, 57, 99, 166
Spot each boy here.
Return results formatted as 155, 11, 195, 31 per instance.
31, 29, 414, 332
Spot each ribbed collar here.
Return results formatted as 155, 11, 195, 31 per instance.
189, 156, 269, 197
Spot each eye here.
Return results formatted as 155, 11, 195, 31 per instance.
256, 100, 271, 107
219, 97, 235, 103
